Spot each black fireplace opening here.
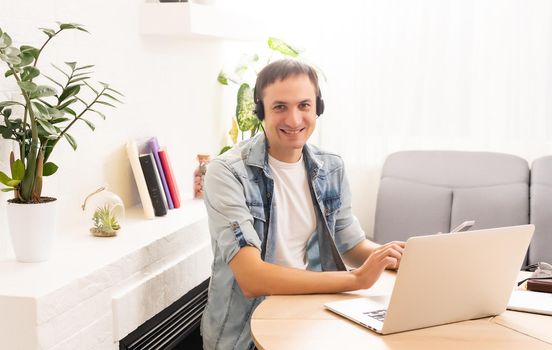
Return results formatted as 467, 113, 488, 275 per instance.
119, 278, 210, 350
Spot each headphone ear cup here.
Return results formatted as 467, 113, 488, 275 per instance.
316, 96, 325, 116
255, 100, 265, 121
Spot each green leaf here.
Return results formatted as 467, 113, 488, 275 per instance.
0, 51, 21, 65
43, 74, 64, 89
106, 86, 124, 96
0, 171, 12, 186
102, 93, 122, 103
64, 132, 77, 150
58, 22, 89, 33
50, 117, 70, 125
63, 107, 77, 116
42, 162, 58, 176
267, 37, 301, 57
32, 101, 49, 119
75, 64, 94, 71
20, 45, 39, 59
1, 188, 15, 192
0, 101, 24, 108
6, 179, 20, 187
51, 63, 70, 78
89, 108, 105, 120
234, 54, 259, 77
5, 69, 14, 77
57, 97, 78, 110
217, 71, 228, 85
30, 85, 57, 99
80, 117, 95, 131
11, 159, 24, 180
21, 66, 40, 81
83, 81, 98, 94
69, 76, 90, 84
37, 98, 53, 108
50, 117, 70, 124
17, 81, 37, 93
0, 32, 12, 49
58, 84, 80, 103
218, 145, 232, 155
235, 83, 257, 131
0, 126, 11, 139
39, 27, 56, 38
37, 119, 58, 136
15, 52, 34, 67
95, 100, 116, 108
46, 107, 64, 119
65, 61, 76, 71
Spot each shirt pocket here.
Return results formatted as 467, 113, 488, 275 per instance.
247, 202, 266, 239
322, 196, 342, 233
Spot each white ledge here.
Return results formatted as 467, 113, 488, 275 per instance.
0, 199, 213, 350
139, 2, 265, 41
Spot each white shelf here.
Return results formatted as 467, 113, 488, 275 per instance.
0, 199, 213, 348
139, 2, 264, 41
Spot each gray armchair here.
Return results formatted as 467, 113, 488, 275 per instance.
373, 151, 530, 245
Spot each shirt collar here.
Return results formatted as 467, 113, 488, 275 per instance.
245, 133, 324, 178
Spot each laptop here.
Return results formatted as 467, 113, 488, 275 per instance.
324, 225, 534, 334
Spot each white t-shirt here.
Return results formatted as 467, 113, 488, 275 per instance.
268, 154, 317, 269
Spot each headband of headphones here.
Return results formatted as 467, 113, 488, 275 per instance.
253, 87, 325, 121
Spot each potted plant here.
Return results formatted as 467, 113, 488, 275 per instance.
216, 37, 324, 154
0, 22, 122, 262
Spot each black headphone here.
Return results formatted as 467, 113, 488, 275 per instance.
253, 87, 325, 121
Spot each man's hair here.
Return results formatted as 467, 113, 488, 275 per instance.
254, 59, 321, 102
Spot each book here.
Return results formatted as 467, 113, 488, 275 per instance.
527, 279, 552, 293
126, 140, 155, 219
139, 153, 168, 217
158, 148, 181, 209
148, 137, 174, 209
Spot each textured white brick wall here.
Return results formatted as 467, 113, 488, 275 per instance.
0, 205, 212, 349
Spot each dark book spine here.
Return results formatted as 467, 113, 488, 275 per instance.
139, 153, 168, 216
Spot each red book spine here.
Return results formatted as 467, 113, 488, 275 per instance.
158, 148, 181, 208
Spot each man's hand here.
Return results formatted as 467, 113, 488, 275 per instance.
351, 242, 404, 290
380, 241, 405, 270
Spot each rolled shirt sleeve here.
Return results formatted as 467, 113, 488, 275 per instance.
203, 160, 263, 264
333, 165, 366, 255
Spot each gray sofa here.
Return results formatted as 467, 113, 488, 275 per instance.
529, 155, 552, 264
373, 151, 551, 265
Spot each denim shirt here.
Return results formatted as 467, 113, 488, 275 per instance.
200, 133, 365, 350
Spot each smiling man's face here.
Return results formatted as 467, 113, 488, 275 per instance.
261, 73, 318, 163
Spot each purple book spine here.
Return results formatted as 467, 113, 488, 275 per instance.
148, 137, 174, 209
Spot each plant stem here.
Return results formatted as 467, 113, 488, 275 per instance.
33, 29, 63, 67
19, 92, 38, 201
8, 65, 38, 201
44, 86, 106, 163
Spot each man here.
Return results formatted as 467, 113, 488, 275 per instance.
201, 59, 404, 350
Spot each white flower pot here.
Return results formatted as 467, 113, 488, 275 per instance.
7, 199, 57, 263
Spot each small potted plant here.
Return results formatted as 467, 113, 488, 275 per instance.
91, 204, 121, 237
0, 22, 122, 262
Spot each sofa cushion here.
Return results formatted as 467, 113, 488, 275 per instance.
451, 183, 529, 231
374, 178, 452, 243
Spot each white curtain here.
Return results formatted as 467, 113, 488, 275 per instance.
227, 0, 552, 236
311, 0, 552, 236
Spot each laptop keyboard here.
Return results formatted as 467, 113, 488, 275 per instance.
363, 309, 387, 322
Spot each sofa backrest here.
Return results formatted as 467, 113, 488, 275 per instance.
529, 156, 552, 265
373, 151, 530, 244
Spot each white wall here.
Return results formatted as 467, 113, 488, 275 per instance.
0, 0, 237, 230
2, 0, 551, 246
